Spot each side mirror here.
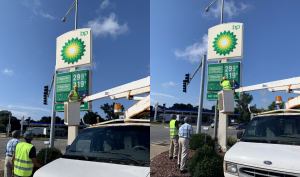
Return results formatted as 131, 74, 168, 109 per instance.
237, 131, 243, 139
66, 145, 71, 152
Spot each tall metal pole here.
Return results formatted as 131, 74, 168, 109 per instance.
221, 0, 224, 24
213, 100, 218, 140
196, 55, 206, 134
50, 67, 57, 148
75, 0, 78, 30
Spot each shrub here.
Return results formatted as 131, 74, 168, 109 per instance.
188, 145, 223, 177
190, 133, 215, 150
37, 147, 63, 165
193, 155, 224, 177
164, 121, 170, 124
227, 136, 237, 147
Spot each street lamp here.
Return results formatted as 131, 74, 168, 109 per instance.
62, 0, 78, 30
205, 0, 225, 142
205, 0, 224, 24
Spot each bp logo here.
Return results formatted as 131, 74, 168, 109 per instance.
213, 31, 237, 56
61, 38, 86, 64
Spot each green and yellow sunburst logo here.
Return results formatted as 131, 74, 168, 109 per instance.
61, 38, 86, 64
213, 31, 237, 56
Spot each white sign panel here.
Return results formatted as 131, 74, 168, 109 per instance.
207, 23, 243, 61
56, 28, 93, 71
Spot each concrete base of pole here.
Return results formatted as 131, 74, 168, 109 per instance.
218, 112, 228, 152
68, 126, 78, 145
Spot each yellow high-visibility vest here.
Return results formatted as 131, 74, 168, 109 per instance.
170, 120, 178, 136
222, 80, 232, 90
14, 142, 34, 177
69, 90, 80, 102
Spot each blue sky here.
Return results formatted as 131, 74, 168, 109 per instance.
0, 0, 149, 121
150, 0, 300, 110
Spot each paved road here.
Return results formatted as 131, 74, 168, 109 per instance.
151, 124, 244, 144
0, 138, 67, 159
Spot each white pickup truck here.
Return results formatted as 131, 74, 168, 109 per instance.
224, 110, 300, 177
33, 119, 150, 177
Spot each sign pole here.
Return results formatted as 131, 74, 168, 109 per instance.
50, 67, 57, 148
196, 55, 206, 134
7, 113, 11, 137
213, 101, 218, 141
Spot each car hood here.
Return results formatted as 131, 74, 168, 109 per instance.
33, 158, 150, 177
225, 142, 300, 173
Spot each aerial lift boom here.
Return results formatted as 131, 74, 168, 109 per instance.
83, 76, 150, 119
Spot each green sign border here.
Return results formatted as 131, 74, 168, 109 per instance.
55, 102, 89, 112
206, 92, 240, 101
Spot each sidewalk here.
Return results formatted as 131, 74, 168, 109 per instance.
150, 141, 171, 160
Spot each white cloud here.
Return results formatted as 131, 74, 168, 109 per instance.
7, 105, 50, 112
151, 92, 176, 99
162, 81, 175, 88
40, 11, 55, 20
261, 98, 271, 103
22, 0, 55, 20
100, 0, 110, 10
173, 34, 208, 63
10, 110, 34, 117
86, 13, 129, 39
2, 69, 15, 75
202, 0, 252, 19
259, 90, 267, 96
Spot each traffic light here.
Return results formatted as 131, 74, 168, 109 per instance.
43, 86, 48, 105
185, 73, 190, 83
183, 80, 186, 93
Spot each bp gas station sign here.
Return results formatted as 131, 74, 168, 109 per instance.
55, 69, 92, 111
206, 62, 242, 100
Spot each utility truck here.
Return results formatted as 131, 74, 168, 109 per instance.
34, 76, 150, 177
224, 77, 300, 176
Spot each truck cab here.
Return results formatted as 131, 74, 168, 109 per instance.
224, 110, 300, 177
34, 119, 150, 177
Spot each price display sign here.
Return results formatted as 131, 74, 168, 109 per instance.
56, 69, 90, 104
207, 62, 241, 100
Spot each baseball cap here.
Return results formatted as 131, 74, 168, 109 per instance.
23, 131, 33, 139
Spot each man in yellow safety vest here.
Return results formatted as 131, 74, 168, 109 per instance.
169, 114, 179, 161
220, 76, 235, 91
11, 131, 43, 177
68, 85, 86, 103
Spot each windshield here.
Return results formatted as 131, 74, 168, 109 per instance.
63, 126, 150, 166
240, 115, 300, 145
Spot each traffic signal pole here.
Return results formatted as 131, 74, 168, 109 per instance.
49, 67, 57, 148
196, 55, 206, 134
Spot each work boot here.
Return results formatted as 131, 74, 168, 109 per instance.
180, 170, 187, 174
178, 164, 180, 169
169, 157, 173, 160
172, 156, 177, 162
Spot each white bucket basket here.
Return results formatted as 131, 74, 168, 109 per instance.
218, 90, 235, 114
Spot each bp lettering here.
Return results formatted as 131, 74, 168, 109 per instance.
232, 25, 240, 30
80, 31, 88, 36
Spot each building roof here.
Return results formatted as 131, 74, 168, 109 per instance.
155, 107, 241, 115
21, 121, 87, 127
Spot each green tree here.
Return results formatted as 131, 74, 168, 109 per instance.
81, 111, 104, 124
0, 116, 21, 132
235, 93, 256, 121
100, 103, 125, 120
267, 101, 284, 111
0, 124, 5, 133
39, 116, 63, 123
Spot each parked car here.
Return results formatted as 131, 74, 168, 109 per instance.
234, 123, 248, 130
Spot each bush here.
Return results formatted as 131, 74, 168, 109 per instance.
227, 136, 237, 147
190, 133, 215, 150
164, 121, 170, 124
37, 147, 63, 165
188, 145, 224, 177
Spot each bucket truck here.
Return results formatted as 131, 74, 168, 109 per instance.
223, 76, 300, 177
